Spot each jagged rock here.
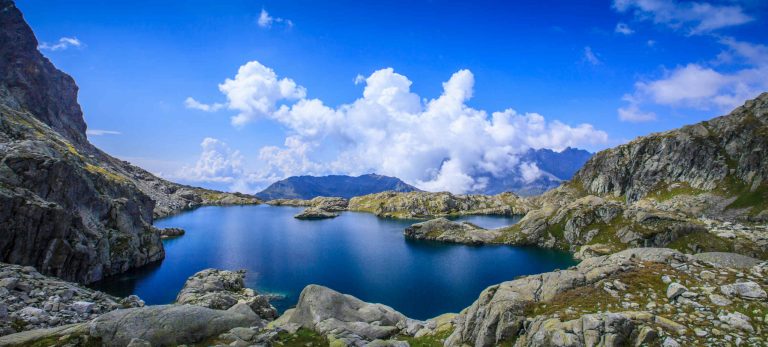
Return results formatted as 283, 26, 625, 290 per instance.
515, 311, 659, 347
159, 227, 185, 239
0, 262, 142, 336
720, 281, 767, 300
284, 284, 411, 344
404, 218, 501, 245
666, 283, 688, 300
445, 248, 688, 346
718, 312, 754, 332
294, 206, 340, 220
87, 304, 259, 347
176, 269, 277, 320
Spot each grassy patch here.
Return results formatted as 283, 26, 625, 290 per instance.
523, 263, 689, 321
396, 329, 453, 347
666, 232, 733, 254
648, 182, 705, 202
726, 183, 768, 216
272, 328, 327, 347
85, 163, 128, 184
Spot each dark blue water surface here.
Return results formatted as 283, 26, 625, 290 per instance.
92, 205, 575, 319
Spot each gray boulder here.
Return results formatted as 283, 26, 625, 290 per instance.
88, 304, 258, 346
285, 284, 410, 342
176, 269, 277, 320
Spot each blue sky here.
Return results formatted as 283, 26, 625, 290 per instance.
17, 0, 768, 193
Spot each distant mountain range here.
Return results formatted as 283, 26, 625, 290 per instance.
475, 147, 593, 196
255, 174, 419, 200
257, 148, 591, 199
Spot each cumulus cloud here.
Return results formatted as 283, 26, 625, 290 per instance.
38, 37, 83, 51
257, 9, 293, 29
613, 0, 753, 34
186, 62, 609, 193
86, 129, 121, 136
176, 138, 244, 183
618, 37, 768, 120
615, 22, 634, 35
184, 97, 225, 112
219, 61, 306, 126
583, 46, 601, 65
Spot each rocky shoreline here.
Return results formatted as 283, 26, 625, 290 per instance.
0, 248, 765, 346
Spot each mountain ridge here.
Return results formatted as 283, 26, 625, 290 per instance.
255, 173, 419, 200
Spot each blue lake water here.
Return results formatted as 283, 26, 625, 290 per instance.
92, 205, 575, 319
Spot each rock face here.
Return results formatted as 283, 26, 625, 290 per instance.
404, 218, 502, 245
446, 248, 768, 346
349, 191, 531, 218
256, 174, 419, 200
0, 262, 144, 336
0, 0, 258, 284
573, 92, 767, 214
176, 269, 277, 320
283, 284, 415, 345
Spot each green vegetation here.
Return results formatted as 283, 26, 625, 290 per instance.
396, 329, 453, 347
666, 232, 733, 254
648, 182, 705, 202
272, 328, 327, 346
85, 163, 128, 184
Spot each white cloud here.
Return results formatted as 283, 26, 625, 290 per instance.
184, 97, 225, 112
38, 37, 83, 51
186, 62, 609, 193
583, 46, 601, 65
618, 95, 657, 122
175, 138, 244, 183
218, 61, 306, 126
519, 162, 544, 183
618, 37, 768, 120
615, 22, 634, 35
613, 0, 753, 34
258, 9, 293, 29
86, 129, 121, 136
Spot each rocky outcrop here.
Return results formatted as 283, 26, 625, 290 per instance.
176, 269, 277, 320
404, 218, 502, 245
349, 191, 531, 218
0, 263, 143, 336
0, 0, 258, 284
446, 248, 768, 346
86, 304, 260, 347
268, 196, 348, 209
294, 206, 340, 220
158, 227, 184, 239
281, 284, 420, 345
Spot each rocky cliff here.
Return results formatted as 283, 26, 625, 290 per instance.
0, 0, 258, 284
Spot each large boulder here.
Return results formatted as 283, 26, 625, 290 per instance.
87, 304, 258, 346
285, 285, 415, 344
176, 269, 277, 320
